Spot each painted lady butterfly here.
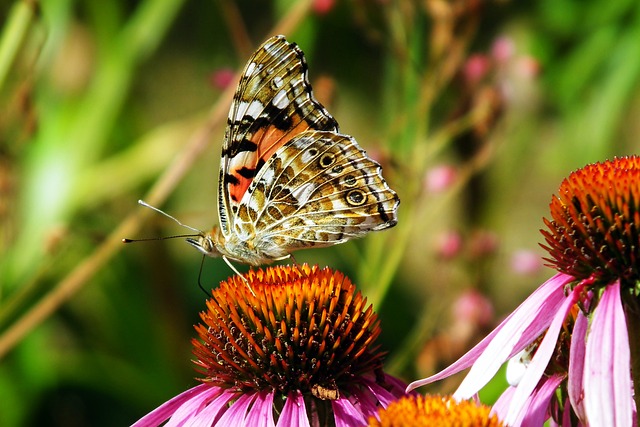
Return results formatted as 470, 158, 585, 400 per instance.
132, 36, 399, 270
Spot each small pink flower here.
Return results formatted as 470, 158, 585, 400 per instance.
453, 290, 494, 328
424, 164, 457, 193
491, 37, 515, 64
463, 54, 491, 86
469, 230, 499, 258
510, 249, 542, 275
313, 0, 336, 15
210, 68, 235, 90
435, 230, 463, 259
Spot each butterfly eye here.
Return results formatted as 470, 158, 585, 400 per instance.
203, 236, 216, 253
346, 189, 367, 206
319, 153, 336, 168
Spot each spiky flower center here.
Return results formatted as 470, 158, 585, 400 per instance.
192, 264, 384, 396
368, 395, 504, 427
541, 156, 640, 286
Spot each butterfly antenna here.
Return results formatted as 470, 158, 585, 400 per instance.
122, 233, 200, 243
122, 200, 204, 243
137, 200, 201, 233
197, 254, 210, 297
222, 256, 256, 296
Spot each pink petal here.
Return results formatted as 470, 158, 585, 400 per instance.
454, 273, 570, 398
408, 273, 572, 393
332, 398, 368, 427
584, 280, 633, 427
131, 384, 220, 427
244, 391, 276, 427
520, 374, 564, 427
504, 288, 577, 424
349, 385, 379, 419
214, 392, 259, 426
276, 392, 310, 427
186, 389, 238, 427
491, 386, 516, 418
568, 309, 588, 423
361, 375, 407, 408
381, 374, 412, 396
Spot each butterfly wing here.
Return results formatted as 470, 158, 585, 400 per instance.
219, 35, 339, 237
231, 130, 399, 260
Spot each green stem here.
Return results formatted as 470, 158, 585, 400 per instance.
0, 0, 37, 92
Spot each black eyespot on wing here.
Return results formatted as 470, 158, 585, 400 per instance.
346, 190, 366, 206
319, 153, 336, 168
343, 175, 357, 187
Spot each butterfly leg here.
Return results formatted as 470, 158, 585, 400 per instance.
196, 254, 210, 297
287, 254, 311, 278
222, 255, 256, 296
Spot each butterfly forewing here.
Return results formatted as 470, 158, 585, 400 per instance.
220, 35, 339, 237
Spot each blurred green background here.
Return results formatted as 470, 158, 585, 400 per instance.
1, 0, 640, 425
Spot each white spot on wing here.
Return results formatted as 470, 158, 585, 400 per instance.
229, 151, 256, 170
292, 136, 313, 149
291, 182, 316, 205
300, 148, 317, 163
272, 89, 290, 109
232, 100, 265, 121
261, 167, 276, 187
245, 62, 258, 77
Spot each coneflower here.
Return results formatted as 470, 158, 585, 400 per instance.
133, 264, 408, 426
408, 157, 640, 426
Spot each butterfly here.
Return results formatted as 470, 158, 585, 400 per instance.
130, 35, 399, 271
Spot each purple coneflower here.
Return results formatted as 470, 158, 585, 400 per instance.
367, 394, 504, 427
132, 264, 407, 427
408, 157, 640, 426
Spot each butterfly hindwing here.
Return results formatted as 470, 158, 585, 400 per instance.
219, 36, 339, 237
230, 130, 399, 258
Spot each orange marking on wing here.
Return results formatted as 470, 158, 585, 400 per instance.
229, 176, 252, 203
228, 151, 258, 203
228, 115, 310, 203
254, 115, 310, 163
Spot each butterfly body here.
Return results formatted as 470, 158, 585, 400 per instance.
186, 225, 287, 266
188, 35, 399, 266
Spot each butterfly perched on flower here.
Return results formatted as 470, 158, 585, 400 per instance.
129, 36, 399, 269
